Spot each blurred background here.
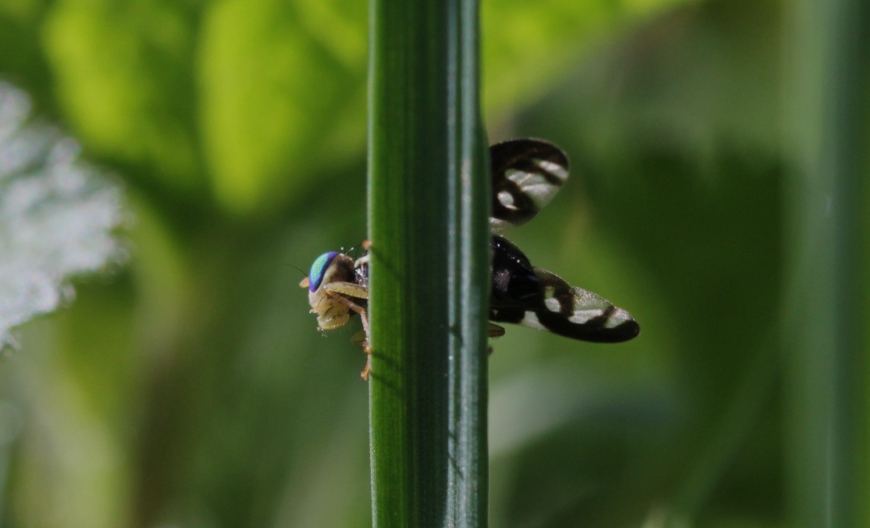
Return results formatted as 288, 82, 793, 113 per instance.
0, 0, 855, 526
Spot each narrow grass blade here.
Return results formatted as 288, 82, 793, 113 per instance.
366, 0, 489, 526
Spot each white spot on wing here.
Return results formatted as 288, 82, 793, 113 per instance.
569, 310, 603, 325
498, 190, 516, 209
504, 168, 562, 210
605, 308, 634, 329
521, 311, 547, 331
489, 217, 511, 234
544, 297, 561, 312
522, 183, 553, 202
506, 169, 532, 185
537, 159, 568, 181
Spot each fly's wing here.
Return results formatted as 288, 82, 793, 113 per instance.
489, 267, 640, 343
490, 139, 569, 234
487, 139, 639, 342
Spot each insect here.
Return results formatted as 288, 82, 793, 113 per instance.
299, 246, 372, 379
302, 138, 639, 379
487, 138, 640, 343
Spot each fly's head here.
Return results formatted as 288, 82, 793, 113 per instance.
302, 251, 357, 330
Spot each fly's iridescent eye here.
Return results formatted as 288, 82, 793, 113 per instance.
309, 251, 339, 292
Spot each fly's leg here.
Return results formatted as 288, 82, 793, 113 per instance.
488, 323, 505, 338
487, 323, 505, 355
324, 281, 368, 300
325, 290, 372, 380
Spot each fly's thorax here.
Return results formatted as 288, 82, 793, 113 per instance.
491, 235, 539, 306
353, 251, 369, 289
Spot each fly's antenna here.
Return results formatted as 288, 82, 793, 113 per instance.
284, 263, 308, 278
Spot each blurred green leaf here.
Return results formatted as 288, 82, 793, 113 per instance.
482, 0, 699, 116
42, 0, 201, 191
783, 0, 870, 525
199, 0, 367, 214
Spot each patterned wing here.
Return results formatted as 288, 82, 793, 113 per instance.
490, 138, 569, 234
489, 267, 640, 343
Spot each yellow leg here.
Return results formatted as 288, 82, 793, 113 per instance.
326, 291, 372, 380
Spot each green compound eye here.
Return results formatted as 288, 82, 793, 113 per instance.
308, 252, 339, 292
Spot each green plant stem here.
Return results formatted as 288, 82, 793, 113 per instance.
366, 0, 489, 526
784, 0, 870, 526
